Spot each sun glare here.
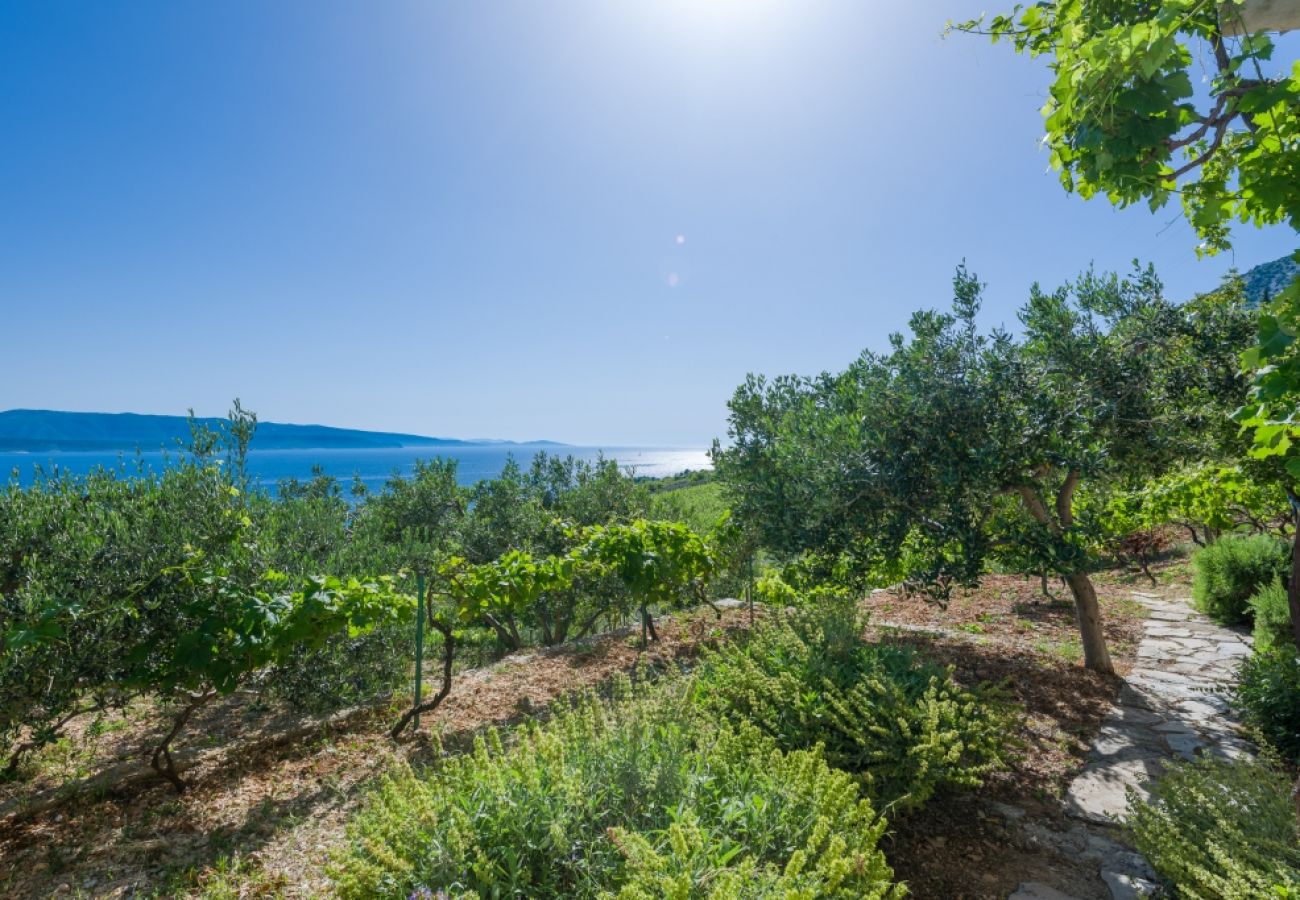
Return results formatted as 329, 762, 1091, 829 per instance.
650, 0, 790, 38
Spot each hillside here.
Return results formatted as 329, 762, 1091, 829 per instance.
1241, 253, 1300, 305
0, 409, 561, 452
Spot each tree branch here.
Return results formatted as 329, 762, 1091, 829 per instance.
3, 700, 104, 777
1169, 115, 1233, 179
481, 612, 522, 651
1056, 469, 1081, 528
1014, 484, 1061, 534
150, 690, 217, 793
1158, 93, 1230, 159
1211, 26, 1232, 76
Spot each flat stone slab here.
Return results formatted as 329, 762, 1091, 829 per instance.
1065, 757, 1161, 823
1102, 870, 1160, 900
1090, 724, 1165, 760
1125, 674, 1215, 698
1112, 704, 1164, 726
1165, 731, 1205, 761
1005, 820, 1160, 900
1168, 661, 1228, 678
1214, 642, 1252, 658
1146, 625, 1194, 638
1207, 738, 1255, 760
1117, 684, 1159, 710
1175, 698, 1230, 721
1128, 666, 1212, 685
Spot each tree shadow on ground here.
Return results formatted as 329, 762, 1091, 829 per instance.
875, 634, 1124, 899
884, 632, 1121, 801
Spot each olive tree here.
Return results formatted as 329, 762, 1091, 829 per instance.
961, 0, 1300, 649
0, 460, 241, 775
341, 458, 466, 575
715, 264, 1214, 674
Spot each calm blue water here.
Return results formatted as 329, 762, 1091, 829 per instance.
0, 445, 712, 491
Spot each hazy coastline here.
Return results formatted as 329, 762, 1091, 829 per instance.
0, 444, 712, 491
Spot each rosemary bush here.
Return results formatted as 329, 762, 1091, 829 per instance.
1191, 534, 1290, 626
333, 676, 901, 899
694, 598, 1010, 810
1236, 649, 1300, 764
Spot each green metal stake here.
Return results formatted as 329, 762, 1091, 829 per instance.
413, 572, 425, 730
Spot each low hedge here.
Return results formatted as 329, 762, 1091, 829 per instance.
1237, 648, 1300, 764
1248, 580, 1295, 653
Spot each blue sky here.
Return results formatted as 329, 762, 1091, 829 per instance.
2, 2, 1296, 446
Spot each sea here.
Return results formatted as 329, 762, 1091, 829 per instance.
0, 445, 712, 492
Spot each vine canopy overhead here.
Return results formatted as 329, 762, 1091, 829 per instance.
956, 0, 1300, 257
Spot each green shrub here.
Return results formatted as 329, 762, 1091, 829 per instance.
1191, 534, 1289, 625
608, 810, 889, 899
695, 599, 1010, 811
333, 677, 902, 899
0, 461, 251, 769
1237, 649, 1300, 763
1128, 755, 1300, 899
753, 568, 801, 607
1249, 580, 1295, 653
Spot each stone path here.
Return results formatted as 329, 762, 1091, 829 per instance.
1009, 591, 1254, 900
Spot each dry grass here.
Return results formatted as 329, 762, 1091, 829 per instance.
862, 570, 1147, 673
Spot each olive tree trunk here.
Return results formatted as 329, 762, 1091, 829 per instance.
152, 690, 217, 793
1065, 571, 1114, 675
1015, 472, 1114, 675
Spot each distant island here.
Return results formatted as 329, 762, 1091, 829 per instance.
0, 409, 565, 453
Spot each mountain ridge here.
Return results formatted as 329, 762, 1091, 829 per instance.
0, 409, 564, 453
1239, 253, 1299, 306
